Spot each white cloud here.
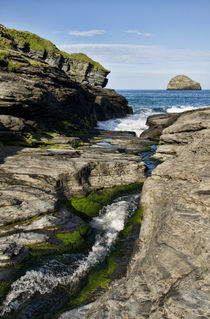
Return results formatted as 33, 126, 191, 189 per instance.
68, 30, 105, 37
126, 30, 153, 37
58, 43, 210, 66
58, 43, 210, 89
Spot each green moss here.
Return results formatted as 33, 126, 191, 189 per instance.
61, 52, 109, 72
68, 183, 142, 218
69, 255, 117, 308
51, 203, 144, 318
126, 150, 141, 155
29, 225, 92, 256
120, 207, 143, 239
0, 280, 12, 299
38, 143, 72, 149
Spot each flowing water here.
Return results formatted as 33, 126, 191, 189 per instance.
1, 194, 140, 317
97, 90, 210, 136
2, 89, 199, 317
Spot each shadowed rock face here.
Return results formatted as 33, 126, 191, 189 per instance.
0, 50, 131, 136
167, 75, 201, 90
61, 107, 210, 319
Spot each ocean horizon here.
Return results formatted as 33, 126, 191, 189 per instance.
97, 89, 210, 136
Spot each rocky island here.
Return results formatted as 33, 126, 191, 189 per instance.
167, 74, 202, 90
0, 25, 209, 319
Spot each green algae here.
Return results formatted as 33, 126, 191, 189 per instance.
52, 205, 144, 317
0, 280, 12, 300
120, 207, 143, 239
29, 225, 92, 256
68, 183, 142, 218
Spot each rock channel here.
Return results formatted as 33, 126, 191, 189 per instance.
60, 107, 210, 319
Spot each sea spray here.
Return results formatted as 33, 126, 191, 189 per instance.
97, 90, 210, 137
1, 193, 139, 315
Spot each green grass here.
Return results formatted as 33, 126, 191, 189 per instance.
68, 183, 142, 218
61, 52, 109, 72
1, 26, 108, 71
7, 61, 22, 72
0, 49, 9, 59
0, 36, 13, 49
4, 27, 59, 53
26, 58, 45, 67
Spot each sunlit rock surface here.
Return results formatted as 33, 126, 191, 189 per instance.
167, 75, 201, 90
60, 107, 210, 318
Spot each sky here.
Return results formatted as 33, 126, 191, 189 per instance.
1, 0, 210, 89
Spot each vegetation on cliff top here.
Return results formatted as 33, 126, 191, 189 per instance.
0, 25, 108, 71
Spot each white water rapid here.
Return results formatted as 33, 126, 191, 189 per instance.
1, 193, 139, 316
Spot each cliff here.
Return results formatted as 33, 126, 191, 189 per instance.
62, 107, 210, 318
0, 25, 132, 139
0, 24, 109, 87
167, 75, 202, 90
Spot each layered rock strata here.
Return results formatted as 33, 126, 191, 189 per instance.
167, 75, 201, 90
0, 143, 146, 267
0, 49, 131, 137
0, 24, 109, 87
62, 107, 210, 318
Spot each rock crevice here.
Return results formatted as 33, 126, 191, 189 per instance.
62, 107, 210, 319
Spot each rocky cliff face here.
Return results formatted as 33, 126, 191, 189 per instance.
62, 107, 210, 319
167, 75, 202, 90
0, 27, 132, 138
0, 24, 109, 88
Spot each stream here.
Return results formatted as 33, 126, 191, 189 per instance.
1, 145, 158, 319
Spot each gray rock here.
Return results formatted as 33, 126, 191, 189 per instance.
0, 145, 146, 260
62, 107, 210, 319
167, 75, 202, 90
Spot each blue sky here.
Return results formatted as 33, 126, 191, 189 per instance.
1, 0, 210, 89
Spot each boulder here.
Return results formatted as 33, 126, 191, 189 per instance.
166, 75, 201, 90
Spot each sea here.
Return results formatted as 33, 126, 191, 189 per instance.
97, 90, 210, 136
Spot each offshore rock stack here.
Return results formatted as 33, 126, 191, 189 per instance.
167, 74, 202, 90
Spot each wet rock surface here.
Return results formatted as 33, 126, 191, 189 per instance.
0, 132, 147, 267
61, 107, 210, 318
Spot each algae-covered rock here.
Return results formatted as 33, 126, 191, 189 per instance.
167, 74, 201, 90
